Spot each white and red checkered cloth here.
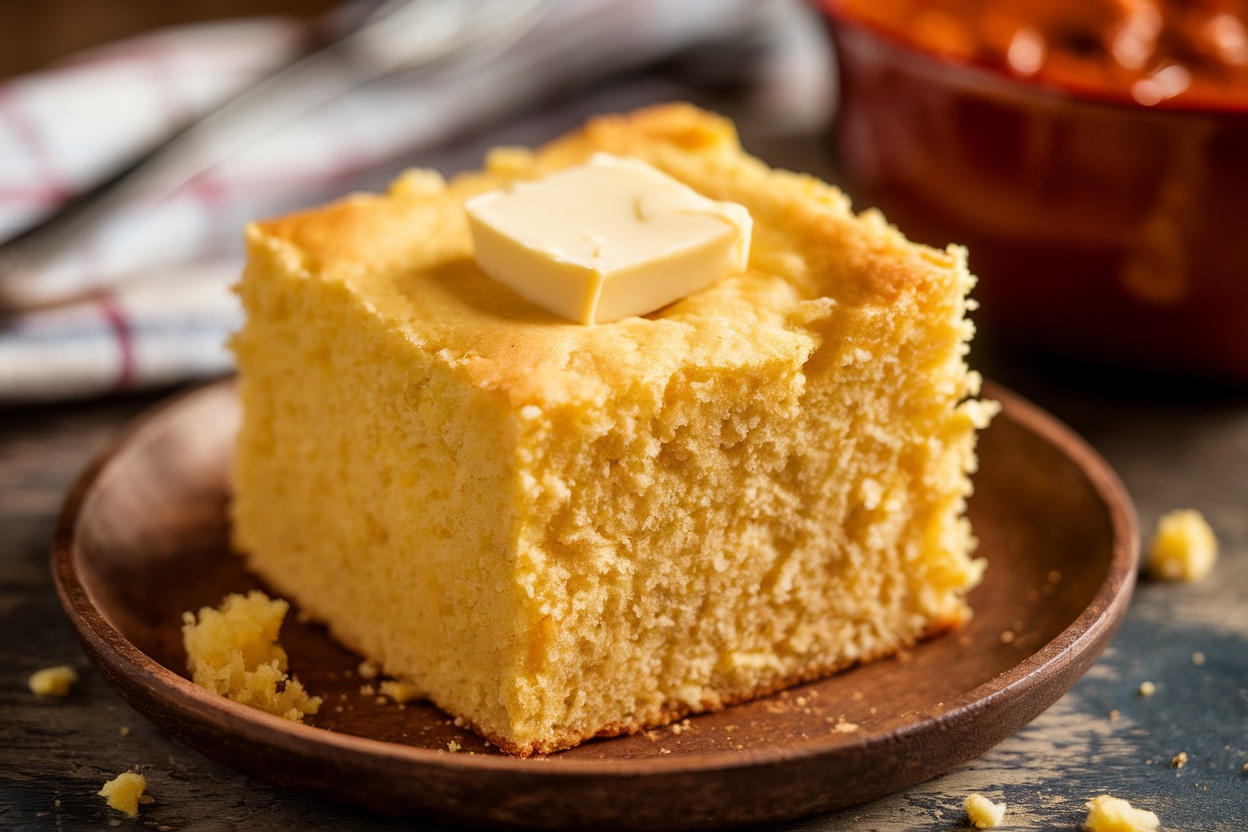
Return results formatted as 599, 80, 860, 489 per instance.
0, 0, 827, 401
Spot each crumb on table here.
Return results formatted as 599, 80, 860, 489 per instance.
98, 770, 153, 818
27, 665, 78, 697
1083, 794, 1159, 832
1147, 508, 1217, 582
964, 793, 1006, 828
1138, 681, 1156, 697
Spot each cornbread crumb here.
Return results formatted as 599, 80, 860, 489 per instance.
1138, 681, 1156, 697
964, 793, 1006, 828
447, 740, 461, 752
119, 726, 131, 736
98, 770, 153, 818
357, 660, 380, 680
379, 680, 427, 704
181, 591, 321, 722
832, 719, 860, 734
670, 719, 693, 735
28, 665, 77, 697
1147, 509, 1217, 581
1171, 751, 1188, 768
1191, 652, 1206, 666
1083, 795, 1159, 832
1109, 709, 1120, 721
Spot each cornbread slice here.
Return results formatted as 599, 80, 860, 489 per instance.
230, 104, 995, 756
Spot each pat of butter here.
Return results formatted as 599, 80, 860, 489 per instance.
465, 154, 751, 324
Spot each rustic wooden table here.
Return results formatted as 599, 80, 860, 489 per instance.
2, 74, 1246, 832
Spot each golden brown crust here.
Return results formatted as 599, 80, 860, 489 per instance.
240, 103, 974, 421
251, 103, 951, 310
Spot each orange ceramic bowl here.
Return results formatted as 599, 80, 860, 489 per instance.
819, 3, 1248, 381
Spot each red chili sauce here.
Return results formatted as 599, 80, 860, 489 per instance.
829, 0, 1248, 109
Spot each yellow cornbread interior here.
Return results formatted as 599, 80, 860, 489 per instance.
181, 591, 322, 722
230, 104, 995, 756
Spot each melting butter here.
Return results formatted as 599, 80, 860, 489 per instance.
465, 154, 751, 325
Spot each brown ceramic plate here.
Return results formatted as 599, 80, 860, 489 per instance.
53, 379, 1136, 831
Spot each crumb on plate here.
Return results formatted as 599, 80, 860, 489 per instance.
379, 679, 427, 704
181, 590, 321, 722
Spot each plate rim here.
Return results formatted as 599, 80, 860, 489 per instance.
51, 378, 1138, 819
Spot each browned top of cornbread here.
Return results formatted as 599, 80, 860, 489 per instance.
247, 104, 967, 407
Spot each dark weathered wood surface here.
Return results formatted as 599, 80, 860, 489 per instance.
3, 91, 1247, 831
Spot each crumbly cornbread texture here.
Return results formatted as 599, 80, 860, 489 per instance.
1083, 795, 1160, 832
181, 591, 321, 722
1147, 508, 1217, 581
98, 770, 152, 818
230, 104, 995, 756
964, 793, 1006, 828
